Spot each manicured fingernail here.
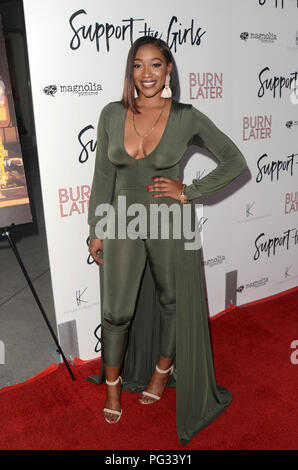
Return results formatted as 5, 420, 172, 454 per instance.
152, 177, 157, 180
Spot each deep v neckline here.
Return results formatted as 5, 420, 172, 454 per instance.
122, 100, 174, 161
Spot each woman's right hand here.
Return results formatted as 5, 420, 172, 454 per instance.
89, 238, 103, 265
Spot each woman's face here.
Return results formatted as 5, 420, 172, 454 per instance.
133, 43, 173, 99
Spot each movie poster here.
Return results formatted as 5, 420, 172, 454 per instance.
0, 15, 31, 229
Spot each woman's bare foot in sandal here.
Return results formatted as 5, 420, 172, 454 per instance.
139, 357, 174, 405
103, 364, 122, 423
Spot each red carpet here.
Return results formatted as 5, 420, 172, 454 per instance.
1, 287, 297, 450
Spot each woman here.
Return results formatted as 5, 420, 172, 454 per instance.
87, 36, 248, 446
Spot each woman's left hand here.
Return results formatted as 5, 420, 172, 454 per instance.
147, 176, 184, 201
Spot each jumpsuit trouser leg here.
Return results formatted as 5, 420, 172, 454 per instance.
101, 234, 176, 367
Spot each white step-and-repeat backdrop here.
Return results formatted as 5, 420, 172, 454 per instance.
23, 0, 298, 361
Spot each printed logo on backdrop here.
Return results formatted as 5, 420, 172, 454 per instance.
59, 185, 90, 217
240, 31, 277, 44
63, 294, 99, 316
285, 119, 298, 129
43, 85, 57, 97
284, 191, 298, 214
276, 265, 298, 284
189, 73, 222, 100
43, 82, 103, 98
94, 323, 102, 353
86, 236, 97, 265
253, 227, 298, 261
78, 125, 97, 163
237, 277, 269, 292
286, 30, 298, 50
237, 193, 297, 222
256, 152, 298, 183
85, 238, 102, 353
257, 68, 298, 99
58, 125, 96, 218
290, 78, 298, 104
76, 287, 88, 307
243, 115, 298, 143
197, 215, 207, 234
203, 255, 226, 268
237, 201, 272, 224
258, 0, 297, 9
61, 279, 100, 316
284, 265, 291, 278
69, 11, 206, 53
243, 115, 272, 141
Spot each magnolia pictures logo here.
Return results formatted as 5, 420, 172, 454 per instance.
43, 82, 103, 97
237, 276, 269, 292
240, 31, 277, 43
285, 119, 298, 129
44, 85, 57, 97
203, 255, 226, 267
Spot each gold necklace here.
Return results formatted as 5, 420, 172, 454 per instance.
133, 100, 167, 138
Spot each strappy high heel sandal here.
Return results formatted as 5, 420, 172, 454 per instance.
103, 375, 123, 423
139, 364, 174, 405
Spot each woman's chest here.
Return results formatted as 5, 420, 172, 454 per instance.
106, 109, 191, 170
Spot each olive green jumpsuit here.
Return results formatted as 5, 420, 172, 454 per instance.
87, 99, 248, 445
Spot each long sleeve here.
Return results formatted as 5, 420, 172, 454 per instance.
184, 105, 248, 201
88, 104, 116, 238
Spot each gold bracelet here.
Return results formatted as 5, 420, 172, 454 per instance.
180, 184, 188, 204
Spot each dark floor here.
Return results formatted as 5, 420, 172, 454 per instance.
0, 137, 61, 389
